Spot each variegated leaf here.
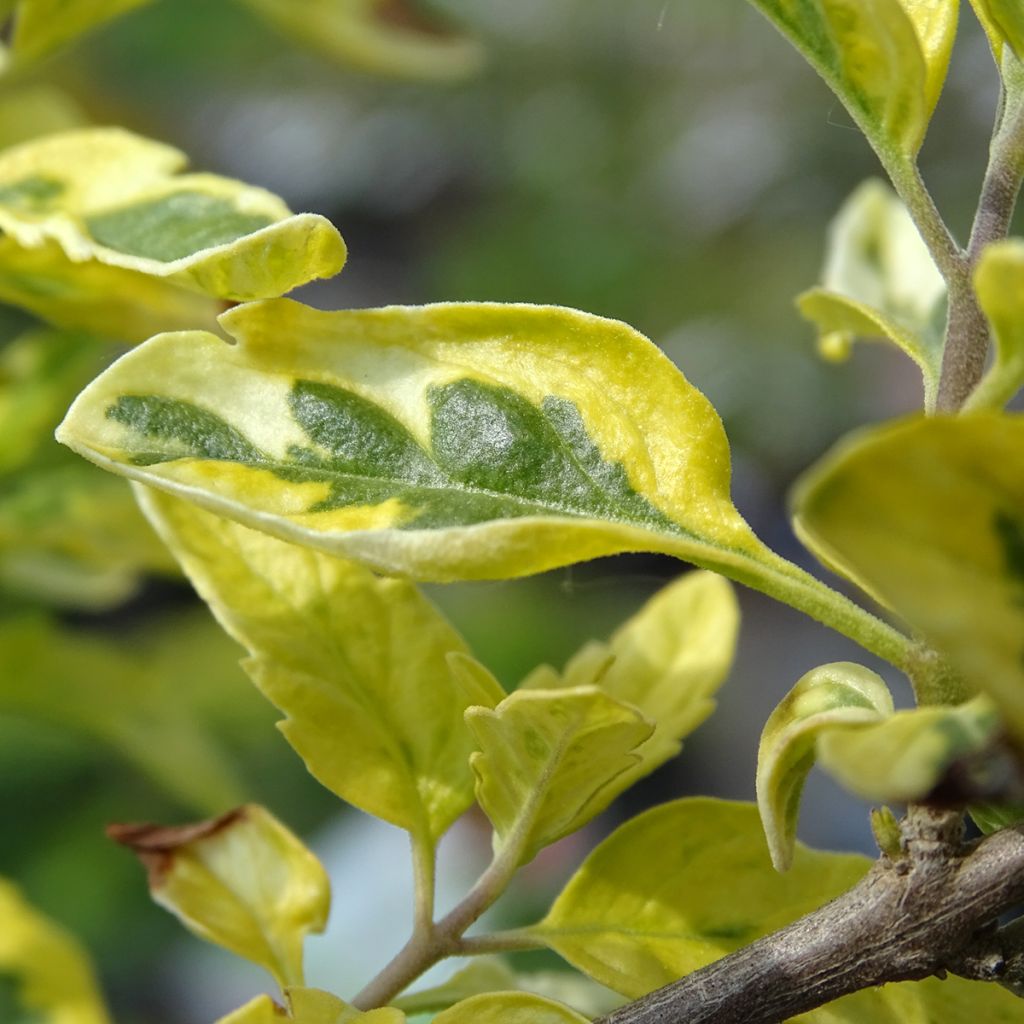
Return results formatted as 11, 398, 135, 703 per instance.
58, 297, 848, 630
966, 239, 1024, 411
136, 487, 479, 843
793, 414, 1024, 735
0, 128, 346, 341
747, 0, 957, 154
237, 0, 484, 81
110, 805, 330, 990
756, 662, 893, 871
817, 695, 1008, 804
797, 180, 945, 409
0, 878, 111, 1024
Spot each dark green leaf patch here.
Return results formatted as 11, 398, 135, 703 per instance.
86, 192, 274, 262
106, 377, 684, 535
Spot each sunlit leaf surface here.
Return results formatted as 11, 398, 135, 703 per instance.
0, 879, 111, 1024
138, 488, 477, 842
0, 129, 346, 341
793, 414, 1024, 737
533, 798, 867, 998
110, 804, 330, 990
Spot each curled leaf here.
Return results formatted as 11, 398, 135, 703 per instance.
0, 128, 346, 340
793, 414, 1024, 736
796, 180, 945, 409
818, 696, 1007, 804
109, 804, 330, 989
756, 662, 893, 871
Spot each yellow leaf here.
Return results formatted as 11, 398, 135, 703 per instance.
797, 180, 945, 409
467, 686, 654, 865
57, 296, 879, 661
0, 128, 346, 341
522, 571, 739, 793
970, 0, 1024, 57
793, 414, 1024, 733
237, 0, 484, 81
433, 992, 589, 1024
534, 798, 867, 998
0, 878, 112, 1024
109, 804, 330, 989
966, 239, 1024, 410
217, 990, 406, 1024
748, 0, 954, 153
817, 695, 1004, 803
137, 487, 478, 842
756, 662, 893, 871
3, 0, 151, 68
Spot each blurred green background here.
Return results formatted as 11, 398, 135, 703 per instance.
0, 2, 1005, 1021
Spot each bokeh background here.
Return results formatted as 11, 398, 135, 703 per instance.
0, 2, 1005, 1021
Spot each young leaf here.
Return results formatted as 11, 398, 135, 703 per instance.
237, 0, 483, 81
747, 0, 955, 154
522, 571, 739, 792
756, 662, 893, 872
218, 990, 405, 1024
287, 988, 404, 1023
0, 128, 346, 341
0, 614, 244, 812
793, 414, 1024, 734
796, 180, 945, 409
970, 0, 1024, 57
136, 487, 478, 843
433, 992, 589, 1024
965, 239, 1024, 411
0, 878, 112, 1024
109, 804, 330, 990
817, 695, 1005, 803
533, 798, 868, 998
57, 298, 840, 618
5, 0, 151, 66
466, 686, 654, 865
392, 959, 520, 1015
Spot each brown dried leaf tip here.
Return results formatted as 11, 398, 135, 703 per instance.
107, 805, 248, 885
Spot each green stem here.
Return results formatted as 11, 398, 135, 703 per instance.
456, 928, 545, 955
411, 833, 436, 935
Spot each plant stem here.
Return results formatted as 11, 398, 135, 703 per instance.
351, 839, 524, 1009
456, 928, 546, 955
598, 809, 1024, 1024
411, 833, 437, 935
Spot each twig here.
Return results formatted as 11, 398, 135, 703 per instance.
597, 809, 1024, 1024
